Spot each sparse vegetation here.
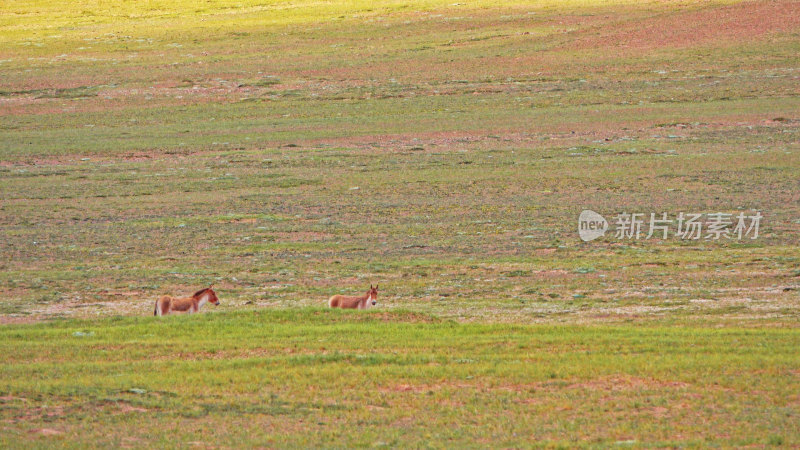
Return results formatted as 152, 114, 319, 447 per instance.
1, 0, 798, 446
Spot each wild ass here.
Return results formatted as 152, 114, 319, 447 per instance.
328, 285, 378, 309
154, 286, 220, 316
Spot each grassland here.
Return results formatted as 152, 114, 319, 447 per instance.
1, 0, 799, 446
2, 310, 799, 447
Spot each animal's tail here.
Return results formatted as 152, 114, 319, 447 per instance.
154, 299, 163, 316
328, 296, 336, 308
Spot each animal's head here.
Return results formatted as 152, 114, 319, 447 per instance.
368, 284, 379, 306
195, 285, 220, 306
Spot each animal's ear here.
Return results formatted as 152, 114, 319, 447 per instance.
376, 284, 379, 290
370, 284, 373, 289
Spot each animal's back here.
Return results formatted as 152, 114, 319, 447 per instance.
168, 297, 195, 313
329, 295, 361, 309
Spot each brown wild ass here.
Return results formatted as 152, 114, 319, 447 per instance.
154, 286, 220, 316
328, 285, 378, 309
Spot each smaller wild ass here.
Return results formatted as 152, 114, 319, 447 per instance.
154, 286, 219, 316
328, 285, 378, 309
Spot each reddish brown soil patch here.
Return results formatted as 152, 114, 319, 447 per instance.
29, 428, 62, 436
380, 381, 473, 394
380, 376, 694, 397
532, 269, 570, 278
14, 406, 66, 423
0, 316, 40, 325
308, 130, 493, 151
391, 384, 427, 393
565, 376, 691, 391
274, 231, 334, 242
570, 1, 800, 51
116, 403, 148, 414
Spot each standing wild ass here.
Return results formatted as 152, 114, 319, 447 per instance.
154, 286, 220, 316
328, 285, 378, 309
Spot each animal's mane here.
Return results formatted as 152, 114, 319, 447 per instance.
193, 287, 211, 297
